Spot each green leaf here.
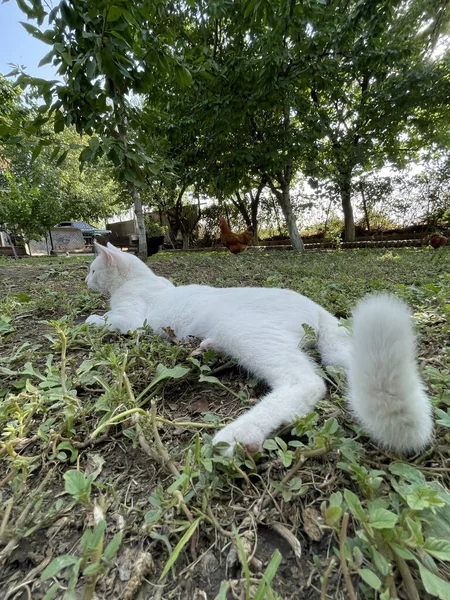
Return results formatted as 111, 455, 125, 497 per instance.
233, 526, 251, 598
389, 463, 426, 485
388, 542, 415, 560
61, 52, 73, 66
89, 137, 100, 151
344, 489, 366, 521
11, 294, 33, 303
20, 21, 53, 45
56, 441, 78, 463
424, 538, 450, 561
54, 113, 65, 134
323, 417, 339, 435
103, 532, 123, 561
281, 452, 292, 467
106, 6, 124, 22
325, 505, 342, 526
418, 562, 450, 600
371, 548, 390, 577
253, 549, 282, 600
159, 518, 201, 580
263, 439, 279, 451
86, 59, 96, 80
359, 568, 382, 590
0, 315, 15, 338
369, 508, 398, 530
198, 374, 221, 386
83, 562, 102, 576
144, 509, 162, 524
123, 169, 143, 185
149, 364, 190, 388
80, 147, 93, 163
407, 488, 445, 511
83, 520, 106, 555
435, 409, 450, 428
330, 492, 343, 506
174, 63, 192, 88
217, 581, 228, 600
31, 145, 42, 163
41, 555, 81, 581
63, 470, 91, 497
56, 150, 68, 166
42, 583, 61, 600
289, 477, 305, 491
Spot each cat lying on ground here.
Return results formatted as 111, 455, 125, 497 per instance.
85, 242, 433, 455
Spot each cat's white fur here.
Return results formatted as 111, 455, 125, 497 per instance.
85, 242, 433, 455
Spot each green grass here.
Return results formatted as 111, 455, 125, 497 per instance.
0, 247, 449, 599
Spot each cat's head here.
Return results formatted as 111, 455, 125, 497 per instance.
85, 242, 148, 294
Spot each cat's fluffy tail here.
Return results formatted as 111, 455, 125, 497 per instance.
346, 294, 433, 454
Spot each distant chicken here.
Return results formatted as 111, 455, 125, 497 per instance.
429, 233, 447, 249
220, 218, 254, 255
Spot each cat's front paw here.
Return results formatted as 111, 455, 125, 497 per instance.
212, 420, 266, 456
85, 314, 108, 327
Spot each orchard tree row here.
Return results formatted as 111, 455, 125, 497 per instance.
1, 0, 449, 256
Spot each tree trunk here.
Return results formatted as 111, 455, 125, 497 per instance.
339, 171, 355, 242
6, 231, 18, 259
231, 180, 265, 246
267, 176, 304, 252
250, 181, 265, 245
278, 186, 304, 251
271, 195, 283, 237
127, 183, 147, 260
181, 231, 189, 250
359, 182, 371, 234
115, 102, 148, 260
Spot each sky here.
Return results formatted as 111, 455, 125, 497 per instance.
0, 1, 58, 80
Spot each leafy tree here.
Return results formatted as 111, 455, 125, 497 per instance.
140, 178, 202, 250
152, 2, 308, 250
0, 74, 22, 129
357, 177, 395, 234
14, 0, 192, 258
179, 0, 450, 243
279, 0, 450, 240
229, 178, 266, 244
0, 126, 121, 240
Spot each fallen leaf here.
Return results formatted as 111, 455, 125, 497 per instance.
190, 395, 209, 413
302, 507, 323, 541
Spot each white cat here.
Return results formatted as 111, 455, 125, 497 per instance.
85, 242, 433, 455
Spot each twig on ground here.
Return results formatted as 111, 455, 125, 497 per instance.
321, 556, 337, 600
339, 513, 358, 600
395, 554, 421, 600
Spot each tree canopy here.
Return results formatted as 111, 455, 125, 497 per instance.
2, 0, 449, 250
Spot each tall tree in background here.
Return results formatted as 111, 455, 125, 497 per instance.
1, 125, 122, 240
186, 0, 450, 242
14, 0, 192, 258
155, 1, 308, 250
8, 0, 450, 248
280, 0, 450, 240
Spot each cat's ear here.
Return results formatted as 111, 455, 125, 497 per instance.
94, 241, 116, 265
106, 242, 121, 253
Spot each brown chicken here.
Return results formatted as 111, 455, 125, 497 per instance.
429, 233, 447, 249
220, 218, 254, 255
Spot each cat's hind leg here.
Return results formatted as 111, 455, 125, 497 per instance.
212, 348, 325, 455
